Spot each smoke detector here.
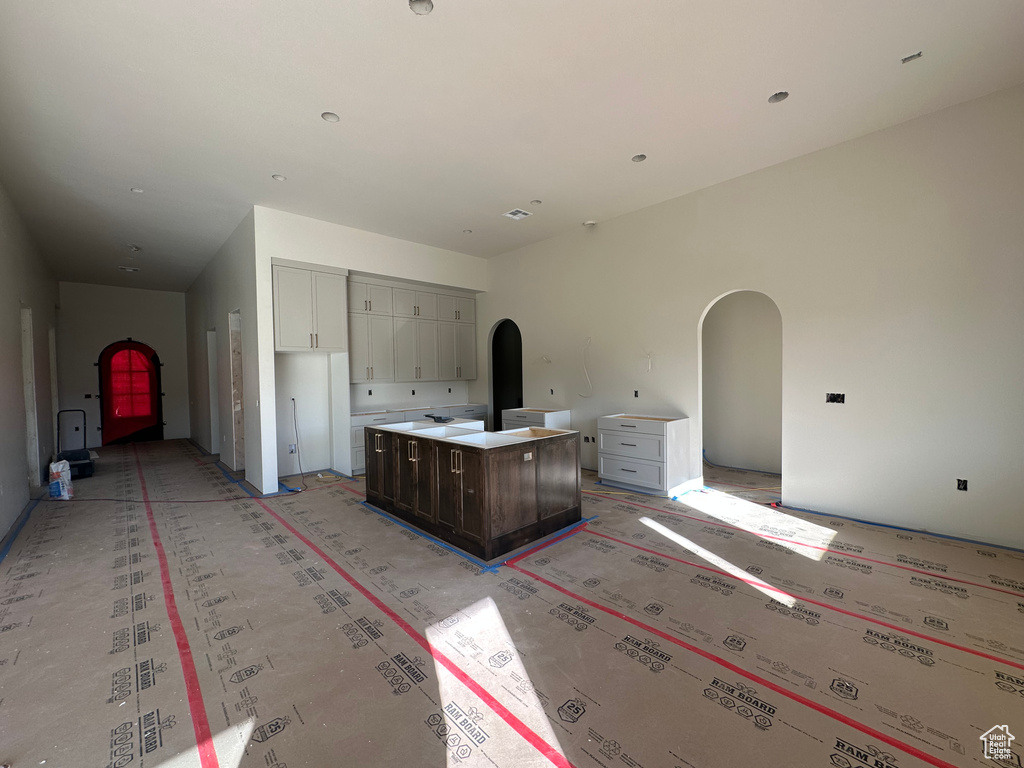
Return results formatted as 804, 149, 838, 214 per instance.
501, 209, 532, 221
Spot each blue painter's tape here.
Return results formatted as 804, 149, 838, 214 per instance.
0, 496, 43, 566
358, 501, 493, 570
490, 517, 594, 570
776, 503, 1024, 554
324, 469, 356, 481
277, 481, 301, 493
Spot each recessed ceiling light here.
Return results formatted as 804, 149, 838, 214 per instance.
901, 51, 923, 64
409, 0, 433, 14
582, 221, 597, 228
462, 229, 473, 234
321, 111, 340, 123
631, 154, 647, 163
530, 200, 543, 206
272, 174, 287, 182
118, 265, 140, 273
130, 187, 144, 194
768, 91, 789, 104
501, 209, 532, 221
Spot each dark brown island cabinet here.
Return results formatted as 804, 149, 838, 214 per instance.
364, 426, 581, 560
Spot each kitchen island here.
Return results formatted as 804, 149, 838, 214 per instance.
363, 423, 581, 560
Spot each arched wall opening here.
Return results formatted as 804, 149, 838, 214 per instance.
97, 339, 164, 445
488, 319, 523, 432
698, 290, 783, 480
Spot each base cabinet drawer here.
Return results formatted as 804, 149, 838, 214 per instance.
598, 430, 665, 462
597, 454, 664, 489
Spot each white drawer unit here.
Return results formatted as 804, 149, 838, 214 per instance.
501, 408, 571, 429
449, 403, 487, 419
597, 413, 690, 494
350, 411, 407, 474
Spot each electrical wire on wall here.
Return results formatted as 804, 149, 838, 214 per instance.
291, 397, 307, 491
578, 337, 593, 398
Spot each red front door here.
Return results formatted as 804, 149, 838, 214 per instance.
99, 341, 163, 445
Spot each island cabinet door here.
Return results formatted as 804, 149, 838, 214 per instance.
393, 434, 417, 515
489, 446, 539, 537
536, 435, 581, 518
412, 440, 436, 523
458, 448, 486, 545
365, 428, 394, 504
436, 447, 460, 531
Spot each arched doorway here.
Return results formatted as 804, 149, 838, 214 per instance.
699, 291, 782, 479
490, 319, 523, 431
98, 339, 164, 445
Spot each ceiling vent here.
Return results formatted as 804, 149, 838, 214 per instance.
501, 208, 532, 221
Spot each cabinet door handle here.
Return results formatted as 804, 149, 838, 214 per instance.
370, 366, 373, 379
364, 300, 368, 311
450, 448, 457, 473
368, 300, 372, 312
315, 333, 318, 348
310, 332, 313, 347
456, 450, 462, 474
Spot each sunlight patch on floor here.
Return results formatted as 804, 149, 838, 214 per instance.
426, 596, 566, 767
640, 516, 798, 607
683, 488, 836, 560
152, 719, 255, 768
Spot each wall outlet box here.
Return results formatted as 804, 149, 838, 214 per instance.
288, 444, 296, 454
957, 479, 968, 491
826, 393, 846, 404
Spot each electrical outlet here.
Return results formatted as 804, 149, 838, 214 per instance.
448, 388, 451, 393
368, 389, 372, 396
957, 479, 968, 491
550, 389, 554, 395
584, 436, 590, 443
412, 389, 415, 396
634, 390, 639, 398
288, 444, 296, 454
826, 393, 846, 404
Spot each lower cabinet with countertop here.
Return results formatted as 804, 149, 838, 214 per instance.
364, 424, 581, 560
350, 403, 487, 474
597, 413, 690, 494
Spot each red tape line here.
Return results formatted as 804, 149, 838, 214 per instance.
133, 445, 221, 768
587, 528, 1024, 673
508, 560, 958, 768
252, 496, 576, 768
583, 490, 1024, 599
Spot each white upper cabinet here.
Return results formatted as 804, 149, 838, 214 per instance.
437, 295, 475, 323
438, 321, 477, 380
394, 318, 439, 382
273, 265, 347, 352
393, 288, 438, 319
348, 281, 393, 315
349, 314, 395, 382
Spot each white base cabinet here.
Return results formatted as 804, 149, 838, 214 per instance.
501, 408, 571, 430
597, 414, 690, 494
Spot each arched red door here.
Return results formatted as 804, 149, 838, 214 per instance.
98, 340, 164, 445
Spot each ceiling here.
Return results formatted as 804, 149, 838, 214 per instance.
1, 1, 1023, 292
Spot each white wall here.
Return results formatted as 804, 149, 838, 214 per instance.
251, 207, 489, 484
701, 291, 782, 474
56, 282, 190, 449
274, 353, 331, 477
185, 211, 269, 489
0, 180, 58, 539
474, 84, 1024, 549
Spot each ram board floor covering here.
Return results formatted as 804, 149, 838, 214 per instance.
1, 440, 1022, 768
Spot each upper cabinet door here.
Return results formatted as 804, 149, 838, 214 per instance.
417, 320, 439, 381
349, 313, 370, 382
273, 266, 314, 351
437, 295, 457, 321
415, 292, 437, 319
437, 321, 457, 380
456, 322, 476, 379
368, 315, 395, 381
313, 272, 348, 351
456, 297, 475, 323
393, 288, 417, 318
393, 317, 419, 381
367, 285, 392, 315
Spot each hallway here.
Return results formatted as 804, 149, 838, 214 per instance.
1, 441, 1021, 767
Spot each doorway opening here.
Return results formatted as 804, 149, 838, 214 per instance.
489, 319, 523, 431
207, 329, 220, 455
699, 291, 782, 501
21, 306, 42, 486
98, 339, 163, 445
228, 310, 245, 471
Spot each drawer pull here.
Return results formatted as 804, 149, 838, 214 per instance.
619, 424, 636, 428
620, 443, 637, 447
620, 468, 637, 473
373, 417, 386, 422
